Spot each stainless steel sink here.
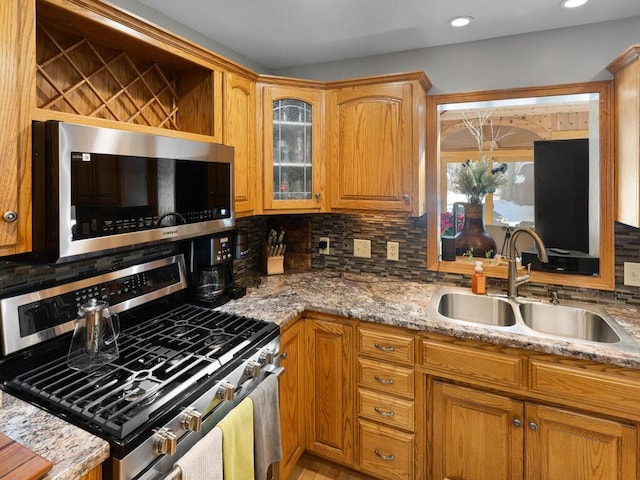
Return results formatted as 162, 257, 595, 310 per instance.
436, 292, 516, 326
429, 290, 638, 348
519, 302, 620, 343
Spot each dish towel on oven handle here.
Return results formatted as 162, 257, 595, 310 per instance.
173, 425, 223, 480
218, 397, 255, 479
249, 373, 283, 480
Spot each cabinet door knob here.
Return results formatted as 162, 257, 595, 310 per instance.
3, 211, 18, 223
528, 421, 538, 431
280, 352, 288, 359
512, 418, 522, 428
315, 192, 321, 200
402, 194, 409, 202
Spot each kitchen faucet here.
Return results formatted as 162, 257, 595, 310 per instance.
506, 227, 549, 298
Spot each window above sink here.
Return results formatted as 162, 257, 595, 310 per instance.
426, 81, 615, 291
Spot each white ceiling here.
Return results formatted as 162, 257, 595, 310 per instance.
136, 0, 640, 70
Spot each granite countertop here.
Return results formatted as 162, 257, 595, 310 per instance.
0, 394, 109, 480
219, 271, 640, 369
2, 270, 639, 479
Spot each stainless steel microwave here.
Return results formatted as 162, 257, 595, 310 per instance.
24, 121, 234, 262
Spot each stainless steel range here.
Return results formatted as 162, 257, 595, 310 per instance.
0, 254, 280, 480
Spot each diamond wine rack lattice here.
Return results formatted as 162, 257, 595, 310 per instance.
36, 21, 179, 130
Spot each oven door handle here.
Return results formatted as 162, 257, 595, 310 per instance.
160, 366, 284, 480
161, 465, 182, 480
265, 366, 285, 378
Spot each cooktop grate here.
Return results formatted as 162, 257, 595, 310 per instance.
8, 304, 274, 439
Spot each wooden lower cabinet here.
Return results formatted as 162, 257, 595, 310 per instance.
432, 382, 523, 480
278, 320, 306, 480
81, 465, 102, 480
358, 419, 414, 480
304, 315, 354, 467
525, 404, 637, 480
431, 381, 638, 480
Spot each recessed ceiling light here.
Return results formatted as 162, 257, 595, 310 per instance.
449, 16, 473, 27
561, 0, 588, 8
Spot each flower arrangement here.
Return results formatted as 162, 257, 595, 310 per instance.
440, 210, 464, 237
451, 158, 508, 205
451, 111, 510, 205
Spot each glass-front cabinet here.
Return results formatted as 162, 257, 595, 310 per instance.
261, 85, 325, 211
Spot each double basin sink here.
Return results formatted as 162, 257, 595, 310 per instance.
430, 291, 638, 348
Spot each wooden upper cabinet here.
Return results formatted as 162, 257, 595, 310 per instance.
33, 0, 229, 142
607, 45, 640, 227
259, 82, 326, 212
327, 73, 430, 215
0, 0, 35, 256
224, 73, 258, 217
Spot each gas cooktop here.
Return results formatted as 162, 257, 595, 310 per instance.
7, 304, 277, 439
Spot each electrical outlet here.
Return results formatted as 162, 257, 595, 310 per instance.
353, 239, 371, 258
319, 237, 330, 255
387, 241, 399, 261
624, 262, 640, 286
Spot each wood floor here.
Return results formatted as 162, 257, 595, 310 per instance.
286, 454, 377, 480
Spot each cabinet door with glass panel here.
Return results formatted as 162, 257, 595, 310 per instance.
262, 85, 325, 211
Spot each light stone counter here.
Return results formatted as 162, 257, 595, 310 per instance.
2, 271, 639, 478
219, 271, 640, 369
0, 393, 109, 480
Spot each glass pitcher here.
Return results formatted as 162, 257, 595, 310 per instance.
67, 298, 120, 372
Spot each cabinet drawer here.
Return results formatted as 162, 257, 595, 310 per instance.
529, 356, 640, 420
358, 357, 414, 398
357, 388, 414, 431
421, 338, 525, 390
358, 420, 414, 480
358, 326, 414, 365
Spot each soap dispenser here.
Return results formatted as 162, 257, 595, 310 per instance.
472, 261, 486, 295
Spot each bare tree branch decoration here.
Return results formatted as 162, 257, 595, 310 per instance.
452, 111, 511, 205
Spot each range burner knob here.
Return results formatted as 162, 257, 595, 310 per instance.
180, 408, 203, 432
153, 427, 177, 456
259, 349, 275, 365
245, 361, 262, 378
216, 382, 235, 401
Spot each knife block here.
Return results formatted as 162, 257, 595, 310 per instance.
263, 244, 284, 275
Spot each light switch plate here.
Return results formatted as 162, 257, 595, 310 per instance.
624, 262, 640, 286
353, 239, 371, 258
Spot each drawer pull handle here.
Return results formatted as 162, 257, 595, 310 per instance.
374, 343, 395, 352
374, 406, 395, 417
374, 375, 395, 385
374, 449, 395, 461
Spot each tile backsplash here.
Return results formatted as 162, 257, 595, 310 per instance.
2, 214, 640, 309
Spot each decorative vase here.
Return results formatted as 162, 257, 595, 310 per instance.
454, 202, 497, 258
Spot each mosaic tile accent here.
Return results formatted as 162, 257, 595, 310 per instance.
235, 215, 640, 308
2, 216, 640, 309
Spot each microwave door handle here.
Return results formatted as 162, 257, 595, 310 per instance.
157, 212, 186, 226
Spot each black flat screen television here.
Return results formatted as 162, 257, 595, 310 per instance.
533, 138, 589, 253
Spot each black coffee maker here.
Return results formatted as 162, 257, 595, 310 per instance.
189, 233, 244, 307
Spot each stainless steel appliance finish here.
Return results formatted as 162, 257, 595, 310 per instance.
0, 256, 188, 356
0, 254, 279, 480
25, 121, 235, 263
